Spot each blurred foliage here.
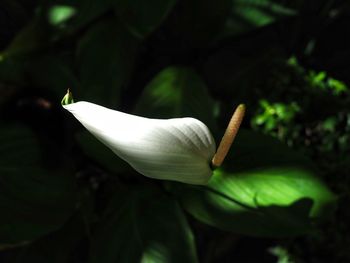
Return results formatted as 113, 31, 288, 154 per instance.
0, 125, 75, 244
269, 246, 296, 263
0, 0, 349, 262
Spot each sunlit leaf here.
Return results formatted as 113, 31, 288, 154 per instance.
168, 130, 336, 237
89, 185, 198, 263
134, 66, 218, 134
0, 125, 76, 244
43, 0, 114, 34
48, 5, 76, 26
328, 78, 348, 95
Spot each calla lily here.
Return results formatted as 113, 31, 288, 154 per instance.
62, 90, 245, 185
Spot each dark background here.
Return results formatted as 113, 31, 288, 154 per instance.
0, 0, 349, 262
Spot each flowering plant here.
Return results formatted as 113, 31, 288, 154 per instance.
62, 90, 245, 185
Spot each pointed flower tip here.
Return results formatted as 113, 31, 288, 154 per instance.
61, 89, 74, 106
238, 103, 246, 111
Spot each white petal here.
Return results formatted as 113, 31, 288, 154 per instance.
63, 102, 216, 184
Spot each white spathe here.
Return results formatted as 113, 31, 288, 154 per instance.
63, 102, 216, 185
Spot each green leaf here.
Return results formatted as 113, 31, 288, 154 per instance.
168, 130, 336, 237
77, 18, 138, 107
114, 0, 177, 38
134, 66, 217, 134
89, 185, 198, 263
48, 5, 77, 26
61, 0, 113, 31
0, 125, 76, 244
223, 0, 297, 36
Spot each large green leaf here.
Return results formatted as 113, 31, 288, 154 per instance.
114, 0, 177, 38
134, 66, 217, 134
77, 18, 138, 107
168, 130, 336, 237
89, 185, 198, 263
0, 125, 76, 244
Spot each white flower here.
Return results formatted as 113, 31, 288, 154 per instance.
62, 91, 244, 185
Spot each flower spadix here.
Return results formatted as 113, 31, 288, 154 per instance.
62, 91, 245, 185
